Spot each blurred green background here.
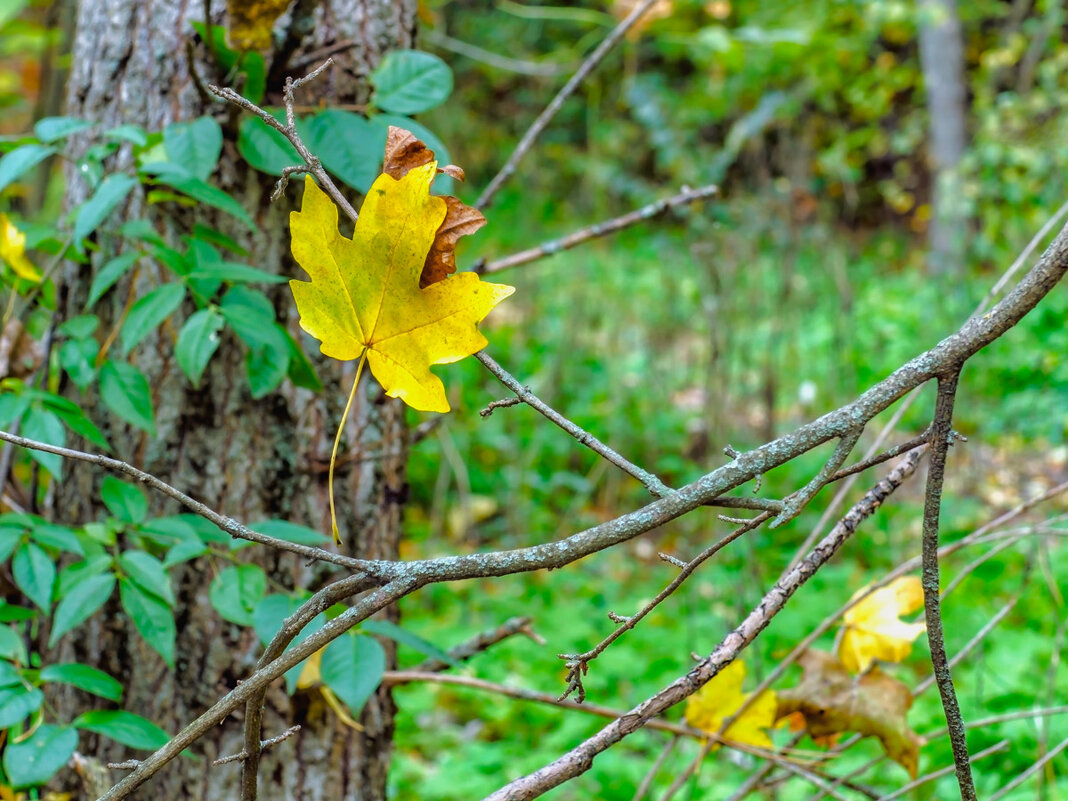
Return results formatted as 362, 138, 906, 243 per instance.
2, 0, 1068, 797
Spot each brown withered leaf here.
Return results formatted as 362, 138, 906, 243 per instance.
776, 650, 924, 778
226, 0, 291, 51
382, 126, 484, 287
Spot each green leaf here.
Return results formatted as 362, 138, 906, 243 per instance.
237, 114, 300, 175
118, 550, 174, 607
237, 51, 267, 105
58, 314, 99, 339
106, 124, 148, 146
73, 709, 169, 750
371, 50, 453, 115
119, 577, 175, 666
176, 308, 225, 387
209, 564, 266, 626
34, 116, 93, 143
285, 331, 322, 391
147, 164, 255, 229
190, 224, 247, 256
250, 519, 330, 546
361, 619, 458, 665
0, 685, 43, 727
99, 360, 156, 435
0, 392, 30, 428
3, 724, 79, 789
29, 521, 84, 556
59, 339, 97, 393
0, 624, 27, 663
49, 395, 109, 449
19, 406, 65, 479
40, 663, 123, 701
49, 572, 115, 646
0, 659, 19, 687
187, 261, 286, 284
0, 604, 35, 623
87, 251, 140, 309
246, 331, 289, 398
320, 634, 386, 718
303, 110, 385, 194
13, 542, 56, 611
163, 116, 223, 181
73, 173, 138, 251
0, 144, 56, 195
120, 282, 186, 356
101, 476, 148, 524
163, 536, 207, 567
0, 526, 21, 562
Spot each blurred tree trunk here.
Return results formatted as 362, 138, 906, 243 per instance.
50, 2, 415, 799
918, 0, 968, 277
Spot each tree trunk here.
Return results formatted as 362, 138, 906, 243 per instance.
918, 0, 968, 277
51, 2, 415, 798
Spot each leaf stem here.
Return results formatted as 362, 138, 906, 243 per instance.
329, 349, 367, 545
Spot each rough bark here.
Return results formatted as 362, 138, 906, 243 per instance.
51, 2, 415, 799
918, 0, 968, 276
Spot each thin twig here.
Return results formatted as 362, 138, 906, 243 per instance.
873, 740, 1009, 801
476, 185, 719, 274
773, 429, 862, 527
413, 616, 540, 673
558, 513, 770, 702
207, 59, 361, 224
475, 0, 666, 210
630, 736, 679, 801
828, 431, 931, 482
213, 726, 300, 766
920, 369, 976, 801
0, 429, 371, 572
987, 736, 1068, 801
475, 350, 672, 496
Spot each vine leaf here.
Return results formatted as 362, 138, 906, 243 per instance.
289, 166, 513, 413
777, 649, 923, 778
684, 659, 778, 749
838, 576, 926, 673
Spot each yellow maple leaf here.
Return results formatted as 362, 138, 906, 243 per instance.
289, 166, 513, 539
838, 576, 926, 673
684, 659, 778, 750
0, 213, 42, 283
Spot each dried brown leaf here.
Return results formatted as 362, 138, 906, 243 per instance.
776, 650, 924, 778
381, 126, 486, 288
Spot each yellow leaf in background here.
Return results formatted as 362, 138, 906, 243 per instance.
226, 0, 291, 50
839, 576, 926, 673
684, 659, 778, 749
295, 649, 363, 731
290, 169, 514, 414
0, 213, 42, 282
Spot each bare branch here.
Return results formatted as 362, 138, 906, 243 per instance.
920, 369, 976, 800
413, 616, 540, 673
0, 429, 371, 572
476, 185, 719, 274
483, 447, 925, 800
773, 429, 862, 527
475, 0, 667, 210
98, 578, 416, 801
207, 59, 361, 224
214, 726, 300, 766
872, 740, 1009, 801
558, 513, 770, 701
475, 350, 672, 496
